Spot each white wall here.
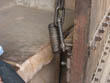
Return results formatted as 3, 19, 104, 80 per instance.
15, 0, 55, 11
15, 0, 75, 11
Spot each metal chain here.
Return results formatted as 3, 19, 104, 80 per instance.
48, 0, 66, 53
54, 0, 65, 52
54, 0, 65, 26
48, 1, 74, 83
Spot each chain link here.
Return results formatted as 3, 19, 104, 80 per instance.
54, 0, 65, 26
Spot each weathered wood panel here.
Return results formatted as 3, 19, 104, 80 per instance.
71, 0, 110, 83
86, 0, 110, 83
89, 0, 110, 40
66, 0, 75, 10
71, 0, 92, 83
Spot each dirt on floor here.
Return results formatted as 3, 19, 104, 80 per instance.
28, 56, 59, 83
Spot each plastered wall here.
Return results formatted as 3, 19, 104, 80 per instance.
15, 0, 75, 11
15, 0, 54, 10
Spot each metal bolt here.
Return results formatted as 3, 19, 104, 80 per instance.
105, 47, 109, 50
108, 40, 110, 43
102, 22, 108, 27
94, 77, 99, 81
107, 79, 110, 82
98, 68, 102, 72
61, 61, 66, 66
101, 59, 105, 63
106, 16, 110, 21
95, 36, 102, 41
99, 29, 104, 33
108, 12, 110, 16
104, 52, 107, 55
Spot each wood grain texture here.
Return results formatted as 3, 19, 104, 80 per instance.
89, 0, 110, 40
86, 0, 110, 83
71, 0, 92, 83
66, 0, 75, 10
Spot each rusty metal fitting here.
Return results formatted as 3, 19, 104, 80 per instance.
105, 47, 109, 50
95, 36, 102, 41
103, 52, 107, 55
94, 77, 99, 81
108, 40, 110, 43
61, 61, 66, 66
102, 22, 108, 27
106, 16, 110, 21
99, 29, 104, 33
101, 59, 105, 63
108, 12, 110, 16
98, 68, 102, 72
